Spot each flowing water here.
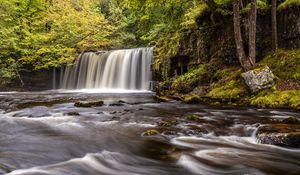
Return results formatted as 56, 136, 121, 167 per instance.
0, 91, 299, 175
58, 48, 153, 90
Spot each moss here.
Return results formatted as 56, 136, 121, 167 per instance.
186, 114, 201, 121
278, 0, 300, 11
157, 48, 300, 110
183, 94, 202, 104
251, 90, 300, 110
181, 3, 209, 29
258, 49, 300, 81
208, 79, 247, 99
242, 0, 270, 12
143, 129, 160, 136
171, 64, 209, 93
211, 67, 243, 87
153, 95, 171, 102
158, 121, 173, 127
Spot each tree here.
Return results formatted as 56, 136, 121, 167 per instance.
272, 0, 278, 51
233, 0, 257, 71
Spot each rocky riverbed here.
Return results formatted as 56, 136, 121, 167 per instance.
0, 91, 299, 175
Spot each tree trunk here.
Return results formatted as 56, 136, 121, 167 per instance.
248, 0, 257, 66
233, 0, 252, 71
272, 0, 278, 51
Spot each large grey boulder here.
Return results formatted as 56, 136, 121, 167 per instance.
241, 66, 275, 93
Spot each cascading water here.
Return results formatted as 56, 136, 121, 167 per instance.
57, 48, 153, 91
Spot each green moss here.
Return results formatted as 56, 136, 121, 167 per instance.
242, 0, 269, 12
209, 78, 247, 99
143, 129, 160, 136
171, 64, 209, 93
251, 90, 300, 110
153, 95, 171, 102
181, 3, 209, 29
278, 0, 300, 11
183, 95, 202, 104
158, 121, 172, 127
186, 115, 201, 121
258, 49, 300, 80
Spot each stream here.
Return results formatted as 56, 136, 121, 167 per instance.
0, 91, 299, 175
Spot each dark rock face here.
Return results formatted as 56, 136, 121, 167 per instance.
256, 124, 300, 148
74, 101, 104, 107
0, 69, 55, 91
163, 7, 300, 78
278, 6, 300, 49
241, 66, 275, 93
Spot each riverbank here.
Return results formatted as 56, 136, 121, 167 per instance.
155, 49, 300, 111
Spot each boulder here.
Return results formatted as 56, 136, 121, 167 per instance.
282, 117, 300, 124
74, 101, 104, 107
241, 66, 275, 93
64, 112, 80, 116
256, 124, 300, 148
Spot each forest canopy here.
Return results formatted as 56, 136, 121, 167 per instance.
0, 0, 297, 83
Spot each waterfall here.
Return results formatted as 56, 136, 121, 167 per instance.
58, 48, 153, 91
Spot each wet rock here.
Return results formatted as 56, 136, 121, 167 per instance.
241, 66, 275, 93
153, 95, 170, 102
282, 117, 300, 124
161, 130, 178, 136
158, 121, 172, 127
111, 116, 120, 120
74, 101, 104, 107
109, 103, 124, 107
142, 129, 160, 136
181, 125, 208, 136
124, 109, 131, 112
110, 111, 117, 114
256, 124, 300, 148
186, 114, 201, 122
97, 111, 104, 114
138, 108, 144, 111
64, 112, 80, 116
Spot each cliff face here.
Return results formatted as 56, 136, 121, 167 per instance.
166, 6, 300, 78
0, 69, 55, 91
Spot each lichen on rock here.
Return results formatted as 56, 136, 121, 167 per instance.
242, 66, 275, 93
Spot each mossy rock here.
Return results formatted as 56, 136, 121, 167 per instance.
186, 114, 201, 121
183, 95, 202, 104
142, 129, 160, 136
251, 90, 300, 110
153, 95, 171, 102
256, 124, 300, 148
158, 121, 173, 127
74, 101, 104, 107
171, 64, 212, 94
282, 117, 300, 124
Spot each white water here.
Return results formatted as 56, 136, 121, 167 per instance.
57, 48, 153, 91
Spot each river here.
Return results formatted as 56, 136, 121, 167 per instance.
0, 91, 299, 175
